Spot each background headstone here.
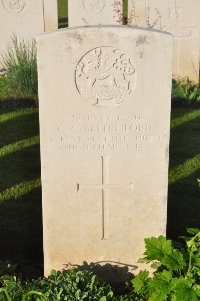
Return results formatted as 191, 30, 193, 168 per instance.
43, 0, 58, 31
128, 0, 200, 82
0, 0, 58, 68
68, 0, 123, 27
37, 26, 173, 275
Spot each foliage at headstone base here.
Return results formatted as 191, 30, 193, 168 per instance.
1, 36, 38, 105
122, 228, 200, 301
0, 275, 47, 301
30, 269, 114, 301
0, 269, 113, 301
1, 228, 200, 300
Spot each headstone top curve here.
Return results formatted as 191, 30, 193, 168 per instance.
36, 25, 173, 42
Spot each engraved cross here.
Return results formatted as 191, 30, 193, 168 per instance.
77, 156, 133, 240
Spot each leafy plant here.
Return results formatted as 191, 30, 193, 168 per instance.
31, 269, 114, 301
0, 276, 47, 301
2, 229, 200, 301
0, 269, 114, 301
129, 228, 200, 301
172, 78, 200, 105
1, 36, 38, 105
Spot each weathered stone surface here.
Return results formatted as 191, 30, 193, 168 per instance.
68, 0, 123, 27
37, 26, 173, 275
0, 0, 58, 68
128, 0, 200, 82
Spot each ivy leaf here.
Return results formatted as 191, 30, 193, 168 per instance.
144, 236, 173, 261
162, 249, 186, 271
132, 270, 149, 293
174, 279, 199, 301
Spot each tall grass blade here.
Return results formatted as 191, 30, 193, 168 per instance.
2, 35, 38, 105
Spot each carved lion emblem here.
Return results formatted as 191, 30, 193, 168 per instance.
75, 47, 136, 107
82, 0, 106, 14
2, 0, 26, 12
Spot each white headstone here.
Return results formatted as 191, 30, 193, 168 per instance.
68, 0, 123, 27
128, 0, 200, 82
37, 26, 173, 275
0, 0, 58, 68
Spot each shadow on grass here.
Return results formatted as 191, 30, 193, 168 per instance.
0, 98, 36, 111
167, 173, 200, 240
0, 108, 43, 275
0, 145, 43, 278
167, 110, 200, 240
169, 114, 200, 169
0, 186, 42, 262
170, 107, 200, 122
0, 110, 39, 148
0, 144, 40, 191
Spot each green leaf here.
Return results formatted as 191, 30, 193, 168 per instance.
22, 290, 47, 301
138, 257, 151, 264
148, 270, 173, 288
0, 288, 12, 301
132, 270, 149, 293
173, 279, 199, 301
193, 284, 200, 297
50, 269, 57, 276
150, 262, 162, 270
162, 249, 186, 271
144, 236, 173, 261
147, 271, 177, 301
192, 255, 200, 268
148, 290, 168, 301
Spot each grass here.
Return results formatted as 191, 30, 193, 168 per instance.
1, 37, 38, 105
0, 107, 42, 276
0, 76, 9, 100
167, 109, 200, 240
